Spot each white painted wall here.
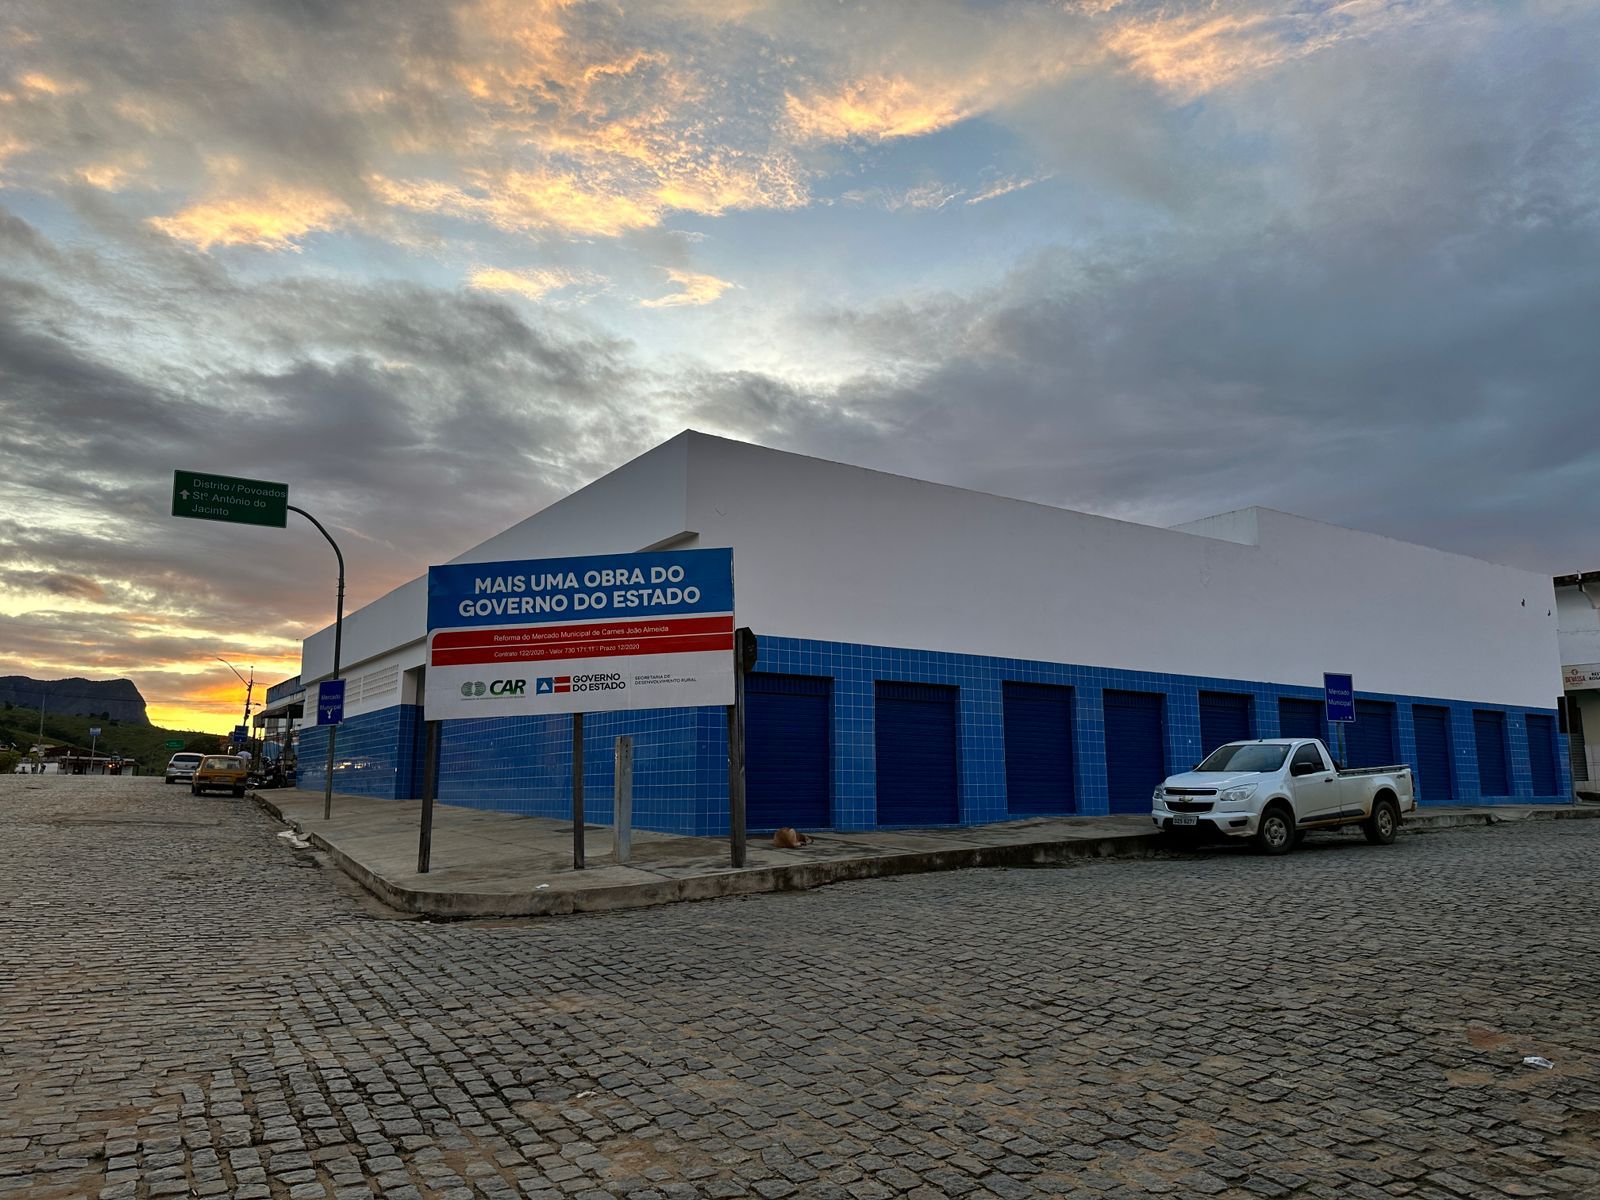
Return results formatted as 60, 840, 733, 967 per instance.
304, 431, 1563, 710
679, 435, 1560, 707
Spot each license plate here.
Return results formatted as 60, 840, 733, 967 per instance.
1172, 814, 1199, 826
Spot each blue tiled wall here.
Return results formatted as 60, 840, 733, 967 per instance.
309, 636, 1572, 832
298, 704, 423, 800
429, 705, 726, 834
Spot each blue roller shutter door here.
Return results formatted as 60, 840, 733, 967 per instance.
1278, 698, 1324, 742
1525, 714, 1559, 796
1103, 690, 1166, 814
875, 682, 959, 826
1198, 692, 1252, 755
1474, 711, 1510, 796
1003, 683, 1076, 815
1346, 700, 1397, 768
1411, 705, 1454, 803
746, 674, 831, 830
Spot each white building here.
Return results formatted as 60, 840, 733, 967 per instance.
296, 431, 1569, 832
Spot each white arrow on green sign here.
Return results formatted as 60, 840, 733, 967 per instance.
172, 469, 289, 528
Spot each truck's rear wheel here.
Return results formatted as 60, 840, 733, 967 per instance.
1363, 796, 1399, 845
1253, 804, 1296, 855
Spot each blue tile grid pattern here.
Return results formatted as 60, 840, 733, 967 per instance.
305, 636, 1572, 833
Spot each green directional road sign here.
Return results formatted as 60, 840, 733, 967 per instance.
172, 469, 289, 528
164, 739, 184, 749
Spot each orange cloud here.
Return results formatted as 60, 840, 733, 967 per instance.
467, 264, 601, 300
374, 169, 659, 237
639, 267, 735, 308
16, 71, 77, 95
149, 186, 350, 251
1103, 11, 1288, 97
786, 74, 980, 142
1101, 1, 1435, 98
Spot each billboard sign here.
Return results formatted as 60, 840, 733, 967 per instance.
1323, 673, 1355, 723
315, 680, 346, 726
425, 549, 734, 720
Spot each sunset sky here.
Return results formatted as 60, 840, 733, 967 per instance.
2, 0, 1597, 732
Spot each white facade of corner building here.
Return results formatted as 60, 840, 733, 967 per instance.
297, 431, 1569, 825
305, 431, 1560, 707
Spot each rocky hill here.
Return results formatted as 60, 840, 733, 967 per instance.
0, 676, 152, 726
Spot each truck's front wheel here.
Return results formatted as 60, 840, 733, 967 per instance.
1253, 804, 1296, 855
1363, 796, 1399, 845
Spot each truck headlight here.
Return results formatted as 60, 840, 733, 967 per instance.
1152, 787, 1165, 802
1222, 785, 1257, 803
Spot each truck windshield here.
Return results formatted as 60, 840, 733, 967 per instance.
1196, 744, 1290, 773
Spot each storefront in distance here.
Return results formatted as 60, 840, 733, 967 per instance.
1556, 571, 1600, 795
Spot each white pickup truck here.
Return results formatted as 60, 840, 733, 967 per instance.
1152, 738, 1415, 855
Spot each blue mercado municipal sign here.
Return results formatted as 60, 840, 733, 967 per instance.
1323, 673, 1355, 723
315, 679, 346, 726
427, 548, 734, 631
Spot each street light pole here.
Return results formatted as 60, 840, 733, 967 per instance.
288, 505, 344, 821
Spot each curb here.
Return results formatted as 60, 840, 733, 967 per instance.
251, 793, 1600, 920
1405, 806, 1600, 829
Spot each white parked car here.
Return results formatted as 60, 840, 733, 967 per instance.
164, 752, 205, 785
1152, 738, 1416, 855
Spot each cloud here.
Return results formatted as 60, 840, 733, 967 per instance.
786, 73, 982, 142
668, 5, 1600, 571
1100, 0, 1445, 100
966, 173, 1051, 205
373, 169, 666, 238
467, 265, 603, 302
149, 186, 352, 250
3, 0, 816, 246
0, 214, 673, 727
842, 180, 964, 211
0, 571, 106, 602
639, 267, 736, 308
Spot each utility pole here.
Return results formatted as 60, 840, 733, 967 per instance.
216, 658, 254, 753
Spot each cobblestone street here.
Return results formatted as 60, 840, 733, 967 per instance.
3, 775, 1597, 1200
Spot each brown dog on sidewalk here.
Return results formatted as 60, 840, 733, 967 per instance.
773, 827, 813, 849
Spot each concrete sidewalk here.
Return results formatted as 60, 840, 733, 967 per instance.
253, 788, 1600, 919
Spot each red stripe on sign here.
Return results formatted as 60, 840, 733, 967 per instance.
432, 614, 732, 651
430, 631, 734, 668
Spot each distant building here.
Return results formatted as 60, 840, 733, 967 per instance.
254, 675, 305, 768
1556, 571, 1600, 792
296, 432, 1570, 834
